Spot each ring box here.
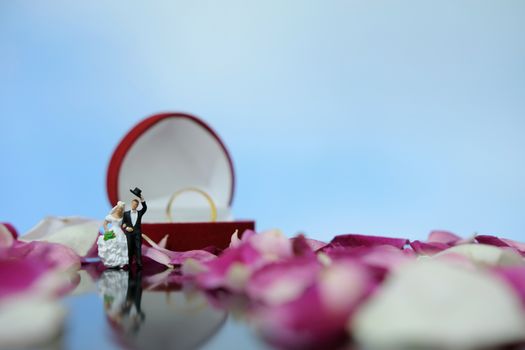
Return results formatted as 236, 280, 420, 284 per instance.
106, 112, 255, 251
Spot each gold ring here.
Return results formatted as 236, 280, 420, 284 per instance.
166, 187, 217, 223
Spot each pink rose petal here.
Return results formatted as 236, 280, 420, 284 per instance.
427, 230, 462, 244
320, 245, 414, 275
0, 240, 81, 300
142, 234, 217, 267
246, 257, 322, 305
0, 224, 15, 248
253, 260, 373, 349
195, 242, 262, 291
9, 241, 81, 272
142, 244, 173, 268
0, 256, 50, 299
193, 230, 294, 292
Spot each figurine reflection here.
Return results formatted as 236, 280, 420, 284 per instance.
122, 269, 145, 334
98, 269, 145, 337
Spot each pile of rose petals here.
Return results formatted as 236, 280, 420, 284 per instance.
173, 230, 525, 349
0, 218, 99, 348
4, 216, 525, 350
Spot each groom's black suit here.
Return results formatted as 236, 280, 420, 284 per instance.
122, 200, 147, 268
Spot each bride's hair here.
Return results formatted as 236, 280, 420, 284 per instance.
110, 201, 125, 215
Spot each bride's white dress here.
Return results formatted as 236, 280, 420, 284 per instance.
97, 215, 129, 267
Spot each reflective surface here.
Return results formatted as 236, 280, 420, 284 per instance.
60, 267, 271, 350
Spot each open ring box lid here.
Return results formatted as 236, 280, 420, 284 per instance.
106, 112, 255, 251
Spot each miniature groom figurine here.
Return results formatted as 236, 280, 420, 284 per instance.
122, 187, 147, 269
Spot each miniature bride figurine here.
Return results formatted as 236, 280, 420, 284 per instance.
98, 201, 129, 268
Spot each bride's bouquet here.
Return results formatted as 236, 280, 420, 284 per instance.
103, 230, 116, 241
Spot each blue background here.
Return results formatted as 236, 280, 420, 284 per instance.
2, 1, 524, 242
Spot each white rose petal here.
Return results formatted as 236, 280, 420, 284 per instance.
21, 216, 101, 257
0, 298, 66, 349
435, 243, 524, 266
353, 259, 525, 349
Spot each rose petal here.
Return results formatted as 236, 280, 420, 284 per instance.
194, 242, 262, 291
0, 224, 15, 248
0, 298, 66, 349
0, 222, 17, 239
409, 240, 450, 255
320, 245, 414, 278
158, 234, 169, 249
229, 229, 256, 248
434, 244, 524, 267
491, 266, 525, 309
142, 234, 217, 267
141, 244, 173, 268
254, 286, 348, 349
249, 229, 293, 260
191, 230, 294, 292
476, 235, 525, 256
427, 230, 462, 244
20, 216, 101, 257
247, 257, 322, 305
352, 259, 525, 349
324, 233, 409, 251
291, 234, 326, 257
0, 242, 81, 300
0, 256, 50, 299
253, 260, 372, 349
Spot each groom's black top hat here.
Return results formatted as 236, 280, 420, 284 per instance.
130, 187, 142, 198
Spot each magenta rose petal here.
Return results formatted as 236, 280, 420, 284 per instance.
476, 235, 525, 256
253, 286, 348, 349
0, 257, 50, 299
0, 240, 81, 300
326, 233, 409, 250
194, 242, 262, 291
9, 241, 81, 272
410, 240, 451, 255
0, 222, 17, 239
253, 259, 373, 349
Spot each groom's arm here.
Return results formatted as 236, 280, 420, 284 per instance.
139, 196, 147, 214
122, 214, 132, 232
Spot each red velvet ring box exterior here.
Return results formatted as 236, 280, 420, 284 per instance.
106, 112, 255, 251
